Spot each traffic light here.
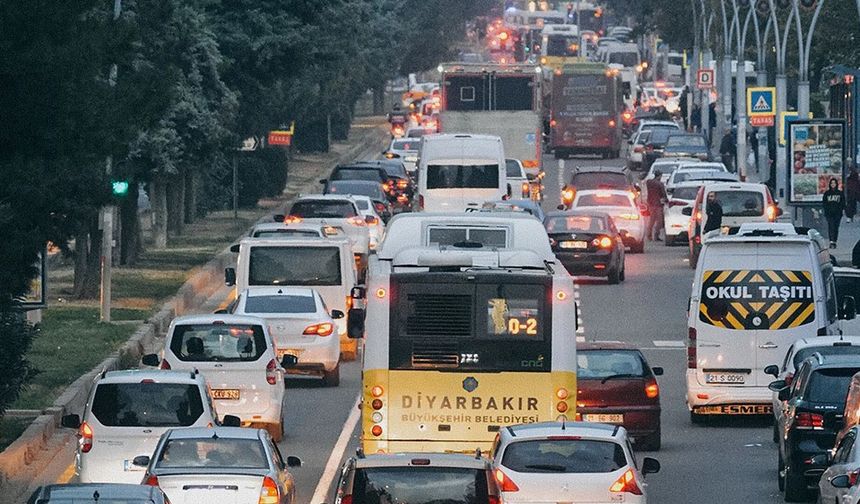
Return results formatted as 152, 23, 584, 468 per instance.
111, 180, 130, 197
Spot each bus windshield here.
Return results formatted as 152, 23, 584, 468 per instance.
546, 36, 579, 57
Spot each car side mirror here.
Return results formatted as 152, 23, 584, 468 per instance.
810, 453, 830, 467
651, 366, 663, 376
764, 364, 780, 377
281, 354, 298, 368
777, 386, 791, 401
768, 379, 787, 392
681, 207, 693, 216
351, 286, 367, 299
132, 455, 150, 467
229, 244, 240, 253
840, 295, 857, 321
331, 309, 345, 320
348, 308, 366, 339
141, 354, 160, 367
832, 474, 851, 488
222, 415, 241, 427
225, 267, 236, 287
286, 456, 302, 467
272, 214, 284, 223
61, 414, 81, 429
319, 178, 327, 185
642, 457, 660, 474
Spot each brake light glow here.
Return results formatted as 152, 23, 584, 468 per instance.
495, 469, 520, 492
767, 205, 777, 222
848, 469, 860, 486
616, 213, 640, 220
550, 119, 558, 127
145, 474, 159, 486
376, 288, 387, 299
609, 119, 617, 128
371, 385, 384, 397
609, 469, 643, 495
266, 359, 278, 385
397, 179, 408, 189
522, 182, 530, 197
593, 236, 613, 248
347, 216, 366, 227
79, 421, 94, 453
259, 476, 281, 504
283, 215, 302, 224
303, 322, 334, 337
561, 188, 575, 203
365, 216, 379, 226
371, 425, 383, 436
687, 327, 697, 368
794, 412, 824, 430
645, 378, 659, 398
556, 388, 569, 400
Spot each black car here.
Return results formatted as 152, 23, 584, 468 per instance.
663, 133, 710, 161
323, 163, 390, 189
641, 128, 675, 170
561, 167, 635, 209
773, 354, 860, 501
353, 159, 415, 210
544, 210, 626, 283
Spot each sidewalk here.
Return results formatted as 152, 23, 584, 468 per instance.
832, 218, 860, 266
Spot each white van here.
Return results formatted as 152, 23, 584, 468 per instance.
686, 223, 842, 422
417, 134, 506, 212
225, 237, 360, 360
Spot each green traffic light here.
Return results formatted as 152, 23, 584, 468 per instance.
112, 180, 130, 196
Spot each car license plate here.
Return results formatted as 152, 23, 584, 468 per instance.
705, 373, 745, 384
211, 388, 240, 400
559, 240, 588, 249
583, 413, 624, 423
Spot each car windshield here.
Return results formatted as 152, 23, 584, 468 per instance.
793, 346, 860, 370
350, 467, 488, 504
577, 350, 646, 379
711, 191, 764, 217
647, 129, 673, 144
249, 246, 342, 286
243, 294, 316, 314
545, 215, 607, 233
392, 140, 420, 152
427, 164, 499, 189
806, 368, 860, 404
156, 438, 268, 469
290, 200, 356, 219
666, 135, 707, 148
328, 182, 385, 199
91, 383, 204, 427
576, 193, 632, 207
506, 159, 523, 178
671, 186, 701, 200
501, 439, 628, 473
169, 324, 267, 362
571, 172, 628, 190
673, 170, 723, 183
331, 168, 385, 182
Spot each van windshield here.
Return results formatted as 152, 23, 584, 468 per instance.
249, 246, 342, 286
427, 164, 499, 189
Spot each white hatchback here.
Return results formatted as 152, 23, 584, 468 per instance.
663, 181, 702, 246
230, 287, 343, 386
60, 370, 222, 484
492, 421, 660, 503
572, 189, 646, 253
143, 314, 291, 441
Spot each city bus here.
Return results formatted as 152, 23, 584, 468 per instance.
352, 213, 578, 453
540, 24, 581, 70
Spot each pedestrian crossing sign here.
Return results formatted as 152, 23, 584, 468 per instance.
747, 87, 775, 117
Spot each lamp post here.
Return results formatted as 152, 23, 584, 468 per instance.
699, 0, 715, 145
765, 0, 790, 206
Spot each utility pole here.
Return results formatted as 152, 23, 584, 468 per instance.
766, 0, 789, 207
733, 3, 753, 181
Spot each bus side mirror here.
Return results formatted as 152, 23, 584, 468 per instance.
840, 295, 857, 321
348, 308, 366, 338
225, 268, 236, 287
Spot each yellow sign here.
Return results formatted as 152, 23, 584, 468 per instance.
747, 87, 776, 117
779, 111, 814, 146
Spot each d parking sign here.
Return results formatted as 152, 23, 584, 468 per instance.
696, 69, 715, 89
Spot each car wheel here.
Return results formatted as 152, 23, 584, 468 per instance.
783, 466, 810, 502
619, 263, 626, 282
323, 362, 341, 387
638, 430, 661, 451
630, 241, 645, 254
607, 266, 620, 285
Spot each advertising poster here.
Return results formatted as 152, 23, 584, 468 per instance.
788, 120, 846, 204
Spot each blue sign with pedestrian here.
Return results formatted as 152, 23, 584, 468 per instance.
747, 87, 775, 117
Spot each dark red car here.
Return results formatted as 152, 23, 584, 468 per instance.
576, 341, 663, 450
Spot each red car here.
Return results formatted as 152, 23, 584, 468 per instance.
576, 341, 663, 450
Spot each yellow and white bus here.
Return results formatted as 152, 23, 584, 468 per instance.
351, 213, 578, 453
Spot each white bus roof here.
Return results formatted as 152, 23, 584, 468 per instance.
542, 24, 579, 35
378, 213, 555, 262
391, 247, 549, 271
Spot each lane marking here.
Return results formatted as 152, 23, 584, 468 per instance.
309, 395, 362, 504
59, 463, 75, 483
653, 340, 685, 347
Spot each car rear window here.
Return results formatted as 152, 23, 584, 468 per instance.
501, 439, 627, 473
332, 169, 385, 182
379, 162, 408, 178
647, 129, 673, 143
806, 368, 860, 404
545, 215, 607, 233
427, 164, 500, 189
794, 346, 860, 370
711, 190, 764, 216
350, 467, 488, 504
673, 170, 722, 183
577, 350, 646, 379
671, 186, 700, 200
575, 193, 632, 207
169, 324, 268, 362
290, 200, 357, 219
244, 295, 316, 314
571, 172, 628, 190
91, 383, 204, 427
392, 140, 420, 152
666, 135, 707, 148
156, 438, 267, 469
248, 246, 342, 286
328, 182, 384, 200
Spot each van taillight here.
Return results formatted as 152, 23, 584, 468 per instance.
160, 360, 171, 370
687, 327, 697, 368
79, 421, 93, 453
266, 359, 278, 385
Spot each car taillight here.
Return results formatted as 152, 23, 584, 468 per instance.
592, 236, 613, 248
667, 200, 687, 207
259, 476, 280, 504
849, 469, 860, 486
159, 359, 171, 370
303, 322, 334, 337
79, 421, 94, 453
645, 377, 659, 399
494, 468, 520, 492
687, 327, 697, 368
341, 496, 353, 504
397, 179, 408, 189
617, 213, 640, 220
145, 474, 159, 486
347, 216, 366, 227
266, 359, 278, 385
633, 145, 644, 153
794, 412, 825, 430
695, 211, 703, 222
609, 119, 617, 127
609, 469, 643, 495
766, 205, 777, 221
346, 295, 353, 310
365, 215, 379, 226
283, 215, 302, 224
561, 188, 575, 204
522, 182, 530, 197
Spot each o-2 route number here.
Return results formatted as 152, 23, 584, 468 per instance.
507, 317, 538, 335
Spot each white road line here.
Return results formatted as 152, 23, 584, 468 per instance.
309, 395, 362, 504
653, 340, 686, 347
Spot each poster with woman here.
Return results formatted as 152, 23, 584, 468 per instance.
789, 120, 846, 204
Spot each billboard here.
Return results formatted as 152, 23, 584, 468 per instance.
788, 119, 846, 204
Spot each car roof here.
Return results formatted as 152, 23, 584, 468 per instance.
329, 179, 383, 187
34, 484, 163, 499
295, 194, 358, 203
703, 181, 768, 191
354, 452, 490, 469
834, 267, 860, 276
792, 335, 860, 350
252, 222, 324, 232
335, 163, 385, 171
166, 426, 263, 440
241, 287, 316, 298
545, 209, 611, 219
652, 157, 691, 165
578, 340, 640, 350
98, 369, 204, 384
802, 354, 860, 370
504, 421, 621, 440
171, 313, 267, 327
573, 166, 626, 174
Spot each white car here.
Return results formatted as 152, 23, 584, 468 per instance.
666, 167, 736, 188
491, 421, 660, 503
676, 160, 728, 173
505, 158, 531, 200
249, 221, 347, 240
663, 182, 701, 246
632, 120, 680, 139
286, 195, 371, 257
645, 156, 693, 184
60, 370, 222, 484
572, 189, 646, 253
230, 287, 343, 386
386, 137, 421, 174
138, 427, 301, 504
143, 314, 291, 441
627, 130, 650, 171
817, 425, 860, 504
763, 336, 860, 443
350, 194, 386, 250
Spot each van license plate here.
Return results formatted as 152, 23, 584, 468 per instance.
583, 414, 623, 423
706, 373, 745, 384
211, 389, 240, 400
560, 240, 589, 249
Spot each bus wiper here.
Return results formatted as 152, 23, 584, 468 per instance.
601, 373, 640, 384
523, 463, 566, 472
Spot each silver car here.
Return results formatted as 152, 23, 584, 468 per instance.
28, 483, 169, 503
136, 427, 301, 504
